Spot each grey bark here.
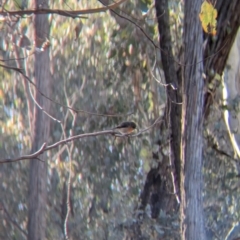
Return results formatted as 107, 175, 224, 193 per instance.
204, 0, 240, 116
155, 0, 182, 200
154, 0, 240, 238
180, 0, 205, 239
27, 0, 51, 239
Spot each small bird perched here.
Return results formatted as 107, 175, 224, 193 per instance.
113, 121, 137, 134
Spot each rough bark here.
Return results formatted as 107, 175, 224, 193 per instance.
204, 0, 240, 115
27, 0, 51, 239
155, 0, 182, 200
154, 0, 240, 238
180, 0, 205, 239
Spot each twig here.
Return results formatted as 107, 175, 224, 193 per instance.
0, 63, 133, 117
0, 0, 128, 18
28, 80, 61, 123
212, 145, 239, 162
98, 0, 229, 68
131, 117, 162, 137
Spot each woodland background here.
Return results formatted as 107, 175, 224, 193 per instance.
1, 0, 240, 239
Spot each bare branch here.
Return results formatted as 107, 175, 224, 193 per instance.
0, 0, 128, 18
0, 63, 133, 117
132, 117, 162, 137
0, 130, 114, 163
0, 143, 47, 163
0, 120, 161, 163
28, 80, 62, 124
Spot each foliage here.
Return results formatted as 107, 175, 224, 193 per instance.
199, 0, 217, 35
0, 0, 240, 239
0, 0, 165, 239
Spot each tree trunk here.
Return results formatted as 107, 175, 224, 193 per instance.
180, 0, 205, 239
154, 0, 240, 238
204, 0, 240, 116
155, 0, 182, 201
27, 0, 51, 239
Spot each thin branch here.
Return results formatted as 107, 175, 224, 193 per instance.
61, 101, 76, 240
1, 143, 47, 163
98, 0, 159, 49
132, 117, 162, 137
0, 120, 161, 163
99, 0, 230, 68
212, 145, 239, 163
28, 80, 62, 123
63, 143, 72, 240
224, 222, 237, 240
0, 63, 133, 117
0, 130, 114, 163
0, 0, 128, 18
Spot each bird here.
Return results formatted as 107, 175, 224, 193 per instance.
113, 121, 137, 134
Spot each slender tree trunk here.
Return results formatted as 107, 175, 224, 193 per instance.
27, 0, 51, 239
155, 0, 182, 200
180, 0, 205, 239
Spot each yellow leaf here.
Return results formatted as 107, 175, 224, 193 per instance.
199, 1, 217, 35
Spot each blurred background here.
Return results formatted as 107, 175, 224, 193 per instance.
1, 0, 240, 239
